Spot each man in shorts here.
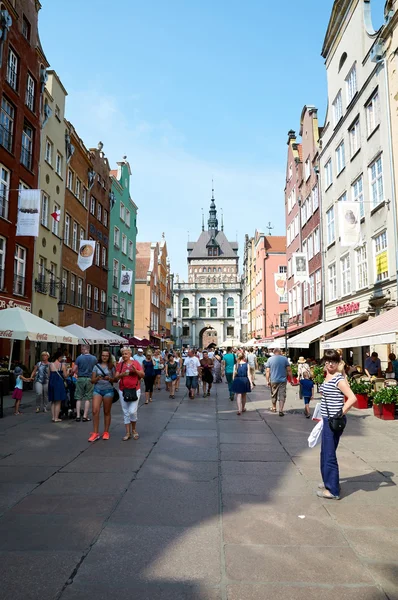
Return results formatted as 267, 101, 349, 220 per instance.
265, 347, 291, 417
183, 349, 201, 399
72, 345, 97, 422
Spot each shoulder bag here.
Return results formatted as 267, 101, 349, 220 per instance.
95, 363, 119, 404
55, 367, 68, 390
119, 360, 138, 403
324, 383, 346, 434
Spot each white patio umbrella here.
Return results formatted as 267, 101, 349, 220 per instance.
62, 324, 106, 345
99, 329, 128, 344
245, 338, 258, 346
0, 307, 79, 369
219, 337, 243, 348
85, 327, 114, 344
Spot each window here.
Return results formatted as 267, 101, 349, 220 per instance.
80, 227, 85, 240
333, 90, 343, 125
315, 270, 322, 302
0, 97, 14, 152
51, 203, 60, 236
21, 123, 33, 170
94, 287, 99, 312
312, 184, 319, 211
326, 206, 335, 245
114, 227, 120, 248
70, 274, 76, 305
279, 265, 287, 273
90, 196, 96, 215
341, 254, 351, 296
112, 294, 118, 316
307, 234, 314, 260
288, 258, 292, 278
75, 178, 81, 199
87, 284, 92, 310
346, 64, 357, 103
356, 244, 368, 289
82, 187, 87, 207
120, 203, 125, 221
304, 282, 309, 308
125, 209, 130, 227
22, 16, 31, 40
313, 227, 320, 254
101, 290, 106, 313
56, 152, 63, 176
64, 214, 71, 245
49, 263, 56, 297
61, 269, 68, 302
6, 49, 18, 90
182, 307, 189, 318
308, 274, 315, 304
67, 169, 73, 190
349, 119, 360, 157
324, 159, 332, 188
352, 175, 364, 219
374, 231, 388, 282
128, 240, 133, 260
210, 297, 217, 318
41, 192, 49, 227
0, 236, 5, 289
301, 201, 307, 225
26, 74, 35, 111
97, 203, 102, 221
369, 156, 383, 208
14, 244, 26, 295
127, 300, 132, 320
182, 298, 189, 307
182, 325, 189, 336
102, 246, 107, 267
38, 257, 46, 291
122, 234, 127, 254
328, 263, 337, 301
95, 242, 100, 266
55, 105, 60, 120
72, 222, 78, 251
104, 209, 108, 227
366, 90, 379, 135
0, 165, 10, 219
227, 297, 234, 318
113, 259, 119, 288
119, 297, 125, 318
304, 158, 311, 180
226, 326, 234, 337
336, 141, 345, 174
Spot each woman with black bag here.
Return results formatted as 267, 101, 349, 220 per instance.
318, 349, 357, 500
115, 347, 144, 441
89, 349, 116, 442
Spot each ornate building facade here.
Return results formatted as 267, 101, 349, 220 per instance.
173, 193, 241, 348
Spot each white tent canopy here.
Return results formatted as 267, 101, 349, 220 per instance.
321, 307, 398, 350
288, 315, 365, 349
268, 338, 286, 349
0, 307, 79, 368
219, 337, 243, 348
99, 328, 127, 344
244, 338, 259, 346
62, 324, 107, 345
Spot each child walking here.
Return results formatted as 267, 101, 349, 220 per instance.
300, 371, 314, 418
12, 366, 32, 415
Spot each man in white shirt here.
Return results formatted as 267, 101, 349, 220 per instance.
133, 348, 145, 367
183, 349, 201, 399
247, 347, 258, 386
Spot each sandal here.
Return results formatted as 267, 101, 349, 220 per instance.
270, 407, 277, 413
132, 432, 139, 440
279, 411, 284, 417
82, 417, 91, 422
122, 434, 132, 441
317, 490, 340, 500
237, 411, 241, 416
36, 407, 40, 413
54, 419, 62, 423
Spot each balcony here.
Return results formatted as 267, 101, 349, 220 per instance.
0, 123, 13, 153
36, 276, 46, 294
0, 190, 9, 220
13, 275, 25, 296
21, 146, 32, 171
49, 280, 57, 297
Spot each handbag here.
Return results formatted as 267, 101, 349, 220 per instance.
95, 363, 119, 404
123, 388, 138, 402
171, 373, 178, 381
56, 369, 68, 390
325, 400, 346, 434
308, 419, 323, 448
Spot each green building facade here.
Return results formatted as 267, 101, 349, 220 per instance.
106, 159, 137, 337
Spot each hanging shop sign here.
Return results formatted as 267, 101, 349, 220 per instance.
77, 240, 96, 271
16, 189, 41, 237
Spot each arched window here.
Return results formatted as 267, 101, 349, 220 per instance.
210, 297, 217, 318
227, 297, 234, 318
203, 267, 206, 273
210, 298, 217, 306
182, 298, 189, 307
199, 298, 206, 307
339, 52, 347, 72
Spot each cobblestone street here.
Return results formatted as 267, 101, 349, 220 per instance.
0, 377, 397, 599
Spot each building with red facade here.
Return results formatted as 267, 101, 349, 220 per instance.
0, 0, 48, 361
285, 107, 322, 349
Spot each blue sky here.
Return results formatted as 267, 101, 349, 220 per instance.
39, 0, 386, 277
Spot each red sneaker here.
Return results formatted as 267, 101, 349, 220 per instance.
102, 432, 110, 440
88, 432, 100, 443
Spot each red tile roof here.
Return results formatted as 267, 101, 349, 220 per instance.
136, 242, 152, 257
265, 236, 286, 253
110, 169, 118, 179
136, 256, 150, 280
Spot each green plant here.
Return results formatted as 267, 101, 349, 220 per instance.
350, 379, 372, 395
313, 365, 325, 385
257, 356, 268, 367
290, 364, 298, 377
373, 387, 398, 405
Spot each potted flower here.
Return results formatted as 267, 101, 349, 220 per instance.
289, 363, 299, 386
372, 387, 398, 420
350, 379, 372, 409
313, 365, 325, 392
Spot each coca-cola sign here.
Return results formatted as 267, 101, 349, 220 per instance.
336, 302, 360, 316
36, 333, 48, 341
63, 336, 73, 343
0, 330, 13, 338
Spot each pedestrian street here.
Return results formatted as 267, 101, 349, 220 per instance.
0, 379, 397, 600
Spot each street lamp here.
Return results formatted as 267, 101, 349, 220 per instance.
281, 310, 289, 356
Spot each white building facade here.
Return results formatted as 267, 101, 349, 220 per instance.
319, 0, 397, 363
173, 194, 241, 348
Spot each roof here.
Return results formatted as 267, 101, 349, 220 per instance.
136, 242, 152, 257
136, 256, 150, 280
265, 236, 286, 253
110, 169, 118, 178
288, 314, 365, 349
321, 308, 398, 350
188, 230, 238, 259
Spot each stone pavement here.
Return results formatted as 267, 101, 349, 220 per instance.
0, 375, 398, 600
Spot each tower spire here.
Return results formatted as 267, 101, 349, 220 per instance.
201, 208, 204, 232
221, 209, 224, 231
208, 182, 218, 232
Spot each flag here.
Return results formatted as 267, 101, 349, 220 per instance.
293, 252, 309, 282
77, 240, 96, 272
338, 201, 360, 247
120, 270, 133, 294
16, 189, 41, 237
51, 209, 61, 222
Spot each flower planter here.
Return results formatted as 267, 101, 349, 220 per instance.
373, 403, 395, 420
354, 394, 369, 409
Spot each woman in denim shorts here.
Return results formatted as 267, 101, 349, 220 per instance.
89, 349, 116, 443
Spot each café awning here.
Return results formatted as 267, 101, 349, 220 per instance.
288, 314, 365, 349
321, 307, 398, 350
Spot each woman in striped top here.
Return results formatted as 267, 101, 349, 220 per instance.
318, 349, 357, 500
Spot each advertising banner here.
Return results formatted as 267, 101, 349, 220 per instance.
241, 310, 248, 325
77, 240, 96, 272
166, 308, 173, 323
338, 201, 360, 247
292, 252, 309, 282
120, 270, 133, 294
274, 272, 287, 297
16, 189, 41, 237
